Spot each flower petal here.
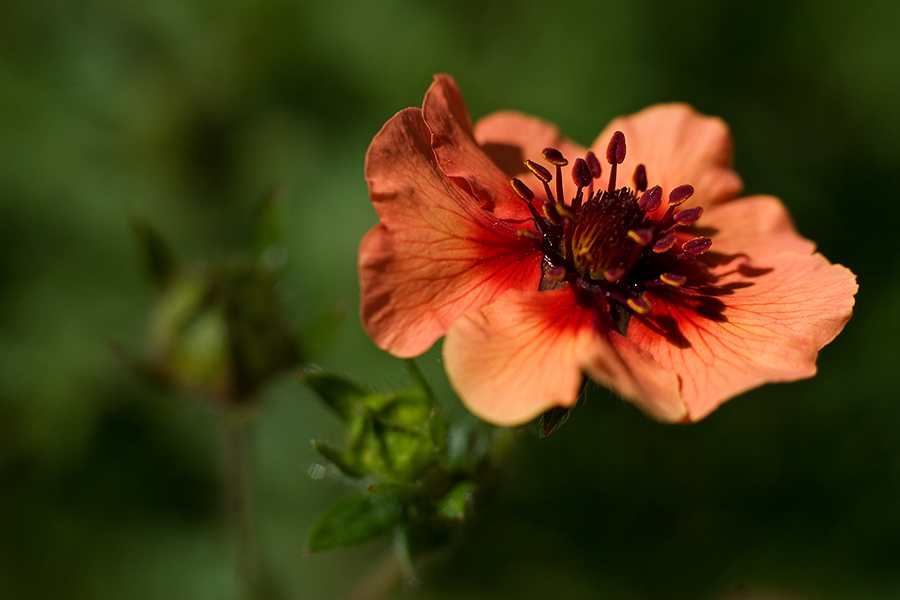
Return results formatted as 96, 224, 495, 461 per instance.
630, 252, 858, 421
443, 288, 683, 425
361, 107, 542, 357
422, 75, 529, 221
593, 104, 743, 209
474, 111, 589, 204
702, 194, 816, 257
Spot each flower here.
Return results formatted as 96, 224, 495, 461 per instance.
359, 74, 857, 426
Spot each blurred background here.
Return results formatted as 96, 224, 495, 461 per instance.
1, 0, 898, 598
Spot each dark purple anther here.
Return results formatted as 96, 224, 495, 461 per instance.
542, 148, 568, 166
668, 184, 694, 206
585, 151, 602, 179
674, 206, 703, 226
571, 158, 592, 188
633, 164, 647, 192
682, 236, 712, 256
606, 131, 626, 165
525, 160, 552, 183
653, 232, 678, 253
510, 178, 534, 201
638, 185, 662, 213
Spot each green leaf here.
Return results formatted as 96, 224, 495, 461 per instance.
306, 487, 406, 553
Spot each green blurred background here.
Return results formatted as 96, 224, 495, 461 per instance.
1, 0, 898, 598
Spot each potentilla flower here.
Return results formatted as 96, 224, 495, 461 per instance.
359, 74, 857, 426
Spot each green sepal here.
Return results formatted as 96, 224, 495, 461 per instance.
300, 371, 370, 424
131, 217, 177, 289
306, 484, 407, 553
436, 481, 475, 521
253, 185, 288, 272
301, 370, 446, 483
311, 441, 367, 479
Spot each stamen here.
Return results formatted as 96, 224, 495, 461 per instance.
525, 160, 552, 183
526, 159, 556, 205
544, 265, 567, 282
585, 151, 602, 179
633, 164, 647, 192
627, 229, 653, 246
571, 158, 592, 188
674, 206, 703, 226
541, 148, 568, 166
638, 185, 662, 212
653, 232, 678, 253
510, 178, 549, 237
542, 148, 567, 208
603, 266, 625, 282
606, 131, 626, 191
660, 272, 687, 287
668, 184, 694, 206
571, 158, 591, 211
682, 237, 712, 256
626, 295, 652, 315
510, 178, 534, 201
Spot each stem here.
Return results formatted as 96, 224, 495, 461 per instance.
223, 413, 260, 600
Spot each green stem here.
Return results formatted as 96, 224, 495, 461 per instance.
223, 414, 260, 600
404, 358, 435, 403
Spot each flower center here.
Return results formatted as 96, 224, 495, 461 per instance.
510, 131, 713, 328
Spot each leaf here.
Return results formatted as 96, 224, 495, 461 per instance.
306, 486, 406, 553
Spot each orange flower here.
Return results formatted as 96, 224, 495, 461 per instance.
359, 75, 857, 426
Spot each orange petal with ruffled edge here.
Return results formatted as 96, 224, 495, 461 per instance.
701, 194, 815, 257
361, 107, 542, 357
422, 75, 530, 222
593, 104, 743, 211
444, 288, 684, 426
473, 110, 589, 204
631, 251, 857, 422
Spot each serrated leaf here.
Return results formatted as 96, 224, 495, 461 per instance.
306, 487, 406, 552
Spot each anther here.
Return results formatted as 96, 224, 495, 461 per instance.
653, 232, 678, 253
525, 160, 552, 183
606, 131, 626, 165
516, 229, 541, 241
603, 266, 625, 282
626, 295, 652, 315
633, 164, 647, 192
682, 236, 712, 256
585, 151, 602, 179
571, 158, 592, 188
510, 178, 534, 201
638, 185, 662, 212
660, 272, 687, 287
606, 131, 626, 192
674, 206, 703, 226
542, 148, 568, 166
627, 229, 653, 246
668, 184, 694, 206
544, 265, 567, 282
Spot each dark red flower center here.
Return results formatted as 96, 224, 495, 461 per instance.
510, 131, 714, 333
